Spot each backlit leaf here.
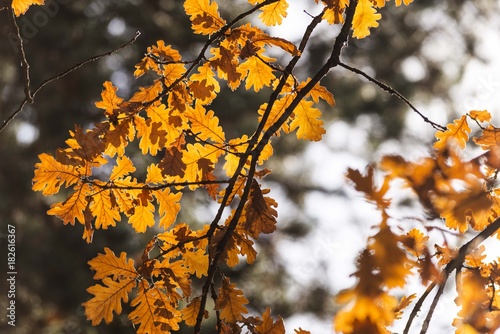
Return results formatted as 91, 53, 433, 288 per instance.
254, 0, 288, 26
12, 0, 44, 16
184, 0, 226, 35
32, 153, 83, 195
88, 247, 137, 281
352, 0, 381, 39
289, 99, 326, 141
215, 278, 249, 323
83, 277, 136, 325
434, 115, 471, 150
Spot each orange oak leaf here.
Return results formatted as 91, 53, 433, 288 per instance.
255, 307, 285, 334
129, 199, 155, 233
47, 183, 92, 225
215, 278, 249, 323
129, 279, 182, 333
95, 81, 124, 120
183, 248, 209, 278
110, 155, 136, 180
12, 0, 44, 16
83, 276, 136, 325
182, 297, 207, 327
88, 247, 137, 281
244, 180, 278, 239
32, 153, 84, 195
346, 166, 391, 213
434, 115, 471, 150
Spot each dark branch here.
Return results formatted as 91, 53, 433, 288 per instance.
0, 31, 141, 134
338, 61, 447, 132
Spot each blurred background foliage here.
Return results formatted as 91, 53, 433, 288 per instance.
0, 1, 497, 333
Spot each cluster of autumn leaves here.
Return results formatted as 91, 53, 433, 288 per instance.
21, 0, 500, 333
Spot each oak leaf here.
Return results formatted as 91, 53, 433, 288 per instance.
47, 183, 92, 225
12, 0, 44, 16
129, 280, 182, 333
255, 307, 285, 334
239, 52, 276, 92
154, 189, 182, 230
244, 181, 278, 239
289, 99, 326, 141
434, 115, 471, 150
83, 276, 136, 325
95, 81, 124, 120
88, 247, 137, 280
185, 103, 225, 144
253, 0, 288, 26
215, 278, 249, 323
352, 0, 381, 39
184, 0, 226, 35
32, 153, 84, 196
182, 297, 206, 326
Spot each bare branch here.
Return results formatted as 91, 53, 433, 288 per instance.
338, 61, 446, 132
0, 31, 141, 134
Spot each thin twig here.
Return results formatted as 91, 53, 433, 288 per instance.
6, 4, 32, 102
338, 61, 446, 132
0, 31, 141, 134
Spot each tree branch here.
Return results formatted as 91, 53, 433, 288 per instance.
403, 217, 500, 334
0, 31, 141, 134
338, 61, 446, 132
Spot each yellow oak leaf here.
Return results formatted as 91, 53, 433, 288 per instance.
32, 153, 84, 195
215, 278, 249, 323
352, 0, 381, 39
255, 0, 288, 26
289, 99, 326, 141
298, 78, 335, 106
110, 155, 136, 180
129, 80, 163, 103
146, 163, 164, 184
103, 118, 135, 157
257, 95, 293, 136
184, 0, 226, 35
90, 190, 121, 230
129, 279, 182, 333
239, 53, 276, 92
87, 247, 137, 281
434, 115, 471, 150
223, 135, 250, 177
12, 0, 44, 16
322, 0, 349, 24
154, 189, 182, 230
189, 63, 220, 103
255, 307, 285, 334
185, 103, 225, 144
83, 276, 136, 325
129, 200, 155, 233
